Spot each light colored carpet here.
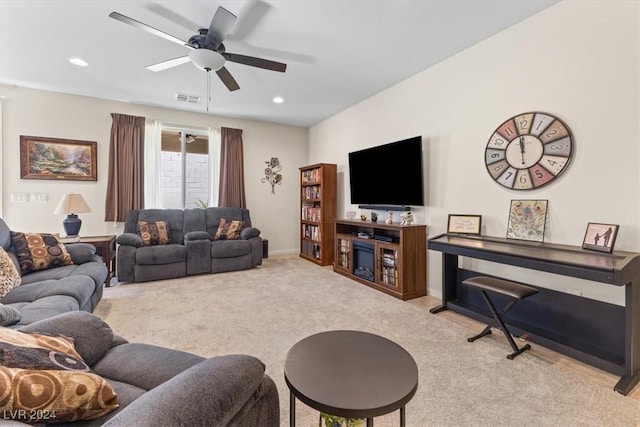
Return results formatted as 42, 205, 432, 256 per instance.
94, 255, 640, 426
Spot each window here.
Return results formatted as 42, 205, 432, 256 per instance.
159, 130, 208, 208
144, 123, 219, 209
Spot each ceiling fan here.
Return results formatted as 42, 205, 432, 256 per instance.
109, 6, 287, 92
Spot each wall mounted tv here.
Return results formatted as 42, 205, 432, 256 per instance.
348, 136, 424, 208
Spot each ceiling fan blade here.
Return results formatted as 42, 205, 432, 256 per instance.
205, 7, 237, 49
146, 56, 191, 72
216, 66, 240, 91
109, 11, 194, 49
223, 52, 286, 72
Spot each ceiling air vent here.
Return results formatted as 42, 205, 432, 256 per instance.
175, 93, 200, 104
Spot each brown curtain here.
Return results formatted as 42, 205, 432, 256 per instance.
104, 113, 145, 222
218, 127, 246, 208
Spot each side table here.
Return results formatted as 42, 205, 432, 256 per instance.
284, 330, 418, 426
76, 235, 116, 286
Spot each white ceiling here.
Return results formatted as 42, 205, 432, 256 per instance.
0, 1, 557, 128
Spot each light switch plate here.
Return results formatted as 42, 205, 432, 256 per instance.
10, 193, 29, 202
30, 193, 48, 202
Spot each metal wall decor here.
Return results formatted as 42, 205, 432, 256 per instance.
261, 157, 283, 193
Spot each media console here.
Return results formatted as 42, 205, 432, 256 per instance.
334, 219, 427, 300
428, 233, 640, 395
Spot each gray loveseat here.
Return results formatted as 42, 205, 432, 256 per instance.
5, 311, 280, 426
0, 218, 107, 327
116, 208, 263, 283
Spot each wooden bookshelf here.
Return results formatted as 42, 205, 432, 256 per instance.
299, 163, 337, 266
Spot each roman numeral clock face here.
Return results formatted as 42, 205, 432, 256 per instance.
485, 112, 573, 190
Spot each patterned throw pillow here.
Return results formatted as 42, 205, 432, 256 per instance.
0, 247, 21, 298
214, 218, 245, 240
0, 328, 119, 423
138, 221, 170, 246
9, 232, 73, 276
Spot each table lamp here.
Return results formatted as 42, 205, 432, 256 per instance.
54, 193, 91, 237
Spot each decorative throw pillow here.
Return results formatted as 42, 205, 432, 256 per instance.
214, 218, 245, 240
9, 232, 74, 275
0, 328, 119, 423
0, 303, 22, 326
0, 246, 22, 298
138, 221, 170, 246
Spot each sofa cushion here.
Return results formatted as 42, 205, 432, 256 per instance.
65, 242, 97, 264
10, 231, 73, 275
0, 219, 11, 250
0, 247, 21, 298
0, 327, 119, 422
0, 303, 22, 326
2, 276, 94, 309
214, 218, 244, 240
138, 220, 170, 246
211, 240, 251, 258
135, 244, 187, 265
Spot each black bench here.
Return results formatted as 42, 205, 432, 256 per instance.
462, 276, 538, 359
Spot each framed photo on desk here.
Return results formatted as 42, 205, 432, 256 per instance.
582, 222, 618, 253
447, 214, 482, 235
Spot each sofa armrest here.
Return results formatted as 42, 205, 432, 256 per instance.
184, 231, 211, 241
65, 242, 96, 264
241, 227, 261, 240
116, 233, 143, 247
103, 355, 270, 427
18, 311, 115, 366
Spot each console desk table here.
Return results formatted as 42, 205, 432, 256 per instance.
427, 233, 640, 395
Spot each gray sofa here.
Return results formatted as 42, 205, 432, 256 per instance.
5, 311, 280, 426
116, 208, 263, 283
0, 218, 107, 327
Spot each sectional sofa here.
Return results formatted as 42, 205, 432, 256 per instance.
0, 218, 107, 327
4, 311, 280, 426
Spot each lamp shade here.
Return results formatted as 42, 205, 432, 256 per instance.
54, 194, 91, 215
54, 194, 91, 237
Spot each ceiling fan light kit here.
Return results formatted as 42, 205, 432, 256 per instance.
189, 49, 225, 71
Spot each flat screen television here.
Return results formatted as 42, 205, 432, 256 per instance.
348, 136, 424, 207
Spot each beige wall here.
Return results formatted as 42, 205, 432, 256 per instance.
1, 87, 307, 254
309, 1, 640, 305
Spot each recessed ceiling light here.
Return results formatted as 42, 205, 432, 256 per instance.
69, 58, 88, 67
272, 96, 284, 104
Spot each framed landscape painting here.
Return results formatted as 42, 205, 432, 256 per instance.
506, 199, 548, 242
20, 136, 97, 181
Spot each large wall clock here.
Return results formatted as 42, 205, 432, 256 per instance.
485, 112, 573, 190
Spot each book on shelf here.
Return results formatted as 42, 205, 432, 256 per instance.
301, 206, 322, 222
301, 167, 323, 184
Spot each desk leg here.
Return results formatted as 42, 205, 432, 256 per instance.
616, 280, 640, 395
366, 418, 373, 427
289, 391, 295, 427
430, 253, 458, 314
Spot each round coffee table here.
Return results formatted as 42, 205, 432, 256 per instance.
284, 330, 418, 427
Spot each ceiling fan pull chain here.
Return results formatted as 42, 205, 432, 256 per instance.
206, 68, 211, 113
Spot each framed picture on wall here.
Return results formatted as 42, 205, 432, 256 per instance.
20, 135, 97, 181
582, 222, 619, 253
447, 214, 482, 235
506, 199, 548, 242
